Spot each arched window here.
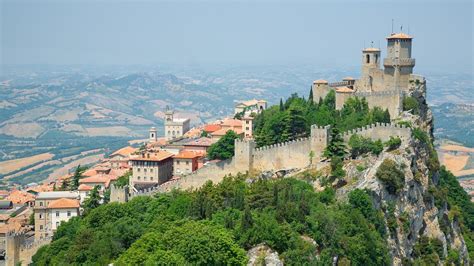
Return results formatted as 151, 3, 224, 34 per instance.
366, 54, 370, 64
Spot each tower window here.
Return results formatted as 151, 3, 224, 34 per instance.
366, 54, 370, 64
375, 54, 379, 63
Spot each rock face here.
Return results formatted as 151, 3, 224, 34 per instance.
247, 244, 283, 266
343, 81, 469, 265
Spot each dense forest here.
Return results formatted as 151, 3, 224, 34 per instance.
252, 90, 390, 147
32, 167, 474, 265
33, 175, 391, 265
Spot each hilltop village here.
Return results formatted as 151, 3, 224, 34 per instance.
0, 32, 470, 265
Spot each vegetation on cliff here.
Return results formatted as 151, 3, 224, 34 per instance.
253, 91, 390, 147
32, 176, 391, 265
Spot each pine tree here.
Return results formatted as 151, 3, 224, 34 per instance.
308, 86, 314, 103
241, 207, 253, 230
83, 186, 101, 214
71, 165, 83, 190
323, 128, 346, 159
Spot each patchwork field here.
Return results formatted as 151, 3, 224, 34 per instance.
438, 142, 474, 178
0, 152, 54, 175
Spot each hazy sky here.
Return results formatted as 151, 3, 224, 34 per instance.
1, 0, 472, 72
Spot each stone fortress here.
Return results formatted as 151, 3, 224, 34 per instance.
312, 32, 425, 118
113, 31, 426, 200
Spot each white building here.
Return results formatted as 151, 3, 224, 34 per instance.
164, 108, 190, 141
49, 198, 80, 231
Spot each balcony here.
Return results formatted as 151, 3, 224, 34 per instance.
383, 58, 415, 67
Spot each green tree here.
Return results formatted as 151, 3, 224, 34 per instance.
71, 165, 86, 190
279, 98, 285, 111
308, 86, 314, 103
208, 130, 240, 160
324, 128, 346, 159
375, 159, 405, 194
83, 186, 101, 214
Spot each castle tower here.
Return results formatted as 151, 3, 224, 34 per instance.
383, 33, 415, 90
149, 127, 157, 142
361, 47, 381, 77
312, 79, 330, 103
310, 125, 330, 160
234, 139, 255, 172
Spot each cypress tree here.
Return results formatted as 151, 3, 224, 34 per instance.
279, 98, 284, 111
308, 86, 314, 103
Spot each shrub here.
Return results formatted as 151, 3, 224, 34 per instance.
375, 159, 405, 194
348, 134, 383, 158
403, 96, 420, 114
385, 136, 402, 151
370, 140, 384, 156
412, 128, 429, 144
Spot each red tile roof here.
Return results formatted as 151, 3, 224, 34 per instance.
78, 184, 94, 191
111, 146, 137, 157
173, 151, 204, 159
48, 198, 80, 209
203, 124, 222, 133
130, 150, 174, 162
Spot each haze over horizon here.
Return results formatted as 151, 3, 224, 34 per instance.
1, 0, 473, 73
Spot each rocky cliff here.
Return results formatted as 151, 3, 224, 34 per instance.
332, 81, 470, 264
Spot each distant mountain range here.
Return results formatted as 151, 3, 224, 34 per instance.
0, 66, 472, 185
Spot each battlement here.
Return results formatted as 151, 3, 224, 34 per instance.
353, 90, 404, 98
329, 81, 350, 87
341, 122, 411, 143
254, 137, 310, 152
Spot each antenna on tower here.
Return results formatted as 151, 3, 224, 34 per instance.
400, 25, 403, 32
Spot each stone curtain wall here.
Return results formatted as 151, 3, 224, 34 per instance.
253, 138, 311, 171
335, 90, 403, 119
121, 124, 409, 200
342, 122, 411, 143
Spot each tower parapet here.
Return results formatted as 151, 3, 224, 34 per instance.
383, 32, 415, 90
310, 125, 330, 158
234, 138, 256, 172
312, 79, 330, 103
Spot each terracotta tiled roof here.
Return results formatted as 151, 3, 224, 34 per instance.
221, 119, 243, 128
183, 137, 216, 147
236, 99, 266, 107
111, 146, 137, 157
335, 86, 354, 93
0, 222, 22, 234
313, 79, 328, 84
203, 124, 222, 133
6, 190, 35, 204
48, 198, 80, 209
78, 184, 93, 191
26, 184, 54, 194
211, 128, 243, 136
79, 174, 118, 188
387, 33, 413, 39
174, 150, 204, 159
130, 150, 174, 162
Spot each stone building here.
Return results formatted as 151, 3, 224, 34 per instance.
164, 109, 190, 141
173, 151, 202, 176
129, 150, 174, 189
312, 32, 423, 118
234, 99, 267, 115
33, 191, 80, 241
